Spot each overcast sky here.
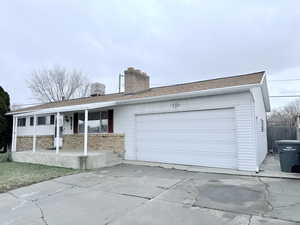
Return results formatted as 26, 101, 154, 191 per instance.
1, 0, 300, 109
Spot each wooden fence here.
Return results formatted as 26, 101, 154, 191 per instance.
267, 125, 297, 153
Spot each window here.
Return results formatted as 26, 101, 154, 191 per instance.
17, 118, 26, 127
70, 116, 73, 130
100, 111, 108, 132
78, 111, 108, 133
30, 117, 34, 126
261, 119, 264, 132
50, 115, 55, 125
37, 116, 46, 125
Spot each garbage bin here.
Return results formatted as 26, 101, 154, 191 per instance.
276, 140, 300, 172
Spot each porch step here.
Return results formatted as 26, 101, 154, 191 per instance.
11, 150, 123, 170
103, 150, 123, 167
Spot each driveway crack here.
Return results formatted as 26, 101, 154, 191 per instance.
8, 190, 49, 224
257, 178, 274, 212
119, 193, 152, 200
247, 215, 253, 225
52, 180, 82, 189
33, 200, 49, 225
7, 191, 20, 200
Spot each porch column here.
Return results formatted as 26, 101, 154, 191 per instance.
84, 109, 88, 156
11, 116, 17, 152
32, 114, 37, 153
56, 112, 60, 154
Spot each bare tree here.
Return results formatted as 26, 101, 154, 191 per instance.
268, 99, 300, 127
28, 66, 91, 102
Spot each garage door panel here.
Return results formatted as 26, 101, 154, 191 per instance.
136, 132, 235, 142
135, 109, 237, 169
138, 153, 236, 168
136, 118, 234, 127
137, 139, 236, 146
137, 130, 234, 142
137, 125, 235, 132
136, 110, 234, 120
137, 145, 236, 155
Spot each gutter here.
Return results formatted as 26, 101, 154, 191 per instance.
260, 73, 271, 112
116, 83, 258, 105
8, 101, 118, 117
8, 83, 262, 117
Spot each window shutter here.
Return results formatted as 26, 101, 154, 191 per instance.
30, 117, 34, 126
108, 109, 113, 133
50, 115, 55, 125
74, 113, 78, 133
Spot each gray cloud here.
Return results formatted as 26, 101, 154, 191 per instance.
1, 0, 300, 108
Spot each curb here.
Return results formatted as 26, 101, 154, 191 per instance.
123, 160, 300, 180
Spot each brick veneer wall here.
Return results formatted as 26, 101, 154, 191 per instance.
63, 133, 125, 155
37, 136, 53, 150
16, 134, 125, 155
16, 136, 33, 151
16, 136, 53, 151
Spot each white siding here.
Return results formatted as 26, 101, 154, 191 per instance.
16, 113, 76, 137
251, 87, 268, 167
235, 104, 258, 171
17, 115, 55, 136
114, 91, 258, 171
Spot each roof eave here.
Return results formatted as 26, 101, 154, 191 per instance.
259, 72, 271, 112
116, 83, 259, 106
9, 83, 261, 117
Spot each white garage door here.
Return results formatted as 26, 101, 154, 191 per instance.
135, 108, 237, 169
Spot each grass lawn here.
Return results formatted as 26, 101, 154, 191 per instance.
0, 162, 80, 193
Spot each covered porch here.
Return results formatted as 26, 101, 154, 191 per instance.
11, 104, 125, 169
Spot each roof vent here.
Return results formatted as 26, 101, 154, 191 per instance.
90, 82, 105, 96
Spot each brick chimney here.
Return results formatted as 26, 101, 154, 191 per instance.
124, 67, 150, 94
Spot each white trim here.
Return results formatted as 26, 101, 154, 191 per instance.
9, 102, 117, 117
260, 73, 271, 112
11, 116, 17, 152
10, 84, 260, 117
118, 84, 258, 105
56, 112, 60, 154
84, 109, 88, 156
32, 114, 37, 153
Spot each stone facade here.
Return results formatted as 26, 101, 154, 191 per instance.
16, 133, 125, 156
62, 133, 125, 155
37, 136, 53, 150
16, 135, 53, 151
16, 136, 33, 151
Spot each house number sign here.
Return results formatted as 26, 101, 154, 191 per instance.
170, 102, 180, 109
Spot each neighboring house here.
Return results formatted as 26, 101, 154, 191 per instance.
8, 67, 270, 171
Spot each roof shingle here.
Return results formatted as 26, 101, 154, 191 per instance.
13, 71, 264, 113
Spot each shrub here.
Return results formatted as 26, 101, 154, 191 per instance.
0, 152, 10, 162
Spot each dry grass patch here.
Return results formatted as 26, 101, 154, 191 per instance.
0, 162, 80, 192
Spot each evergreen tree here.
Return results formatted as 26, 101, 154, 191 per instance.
0, 86, 11, 152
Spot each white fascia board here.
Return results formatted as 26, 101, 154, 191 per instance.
115, 84, 259, 106
259, 73, 271, 112
10, 83, 259, 117
12, 101, 117, 117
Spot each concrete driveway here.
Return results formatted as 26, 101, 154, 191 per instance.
1, 164, 300, 225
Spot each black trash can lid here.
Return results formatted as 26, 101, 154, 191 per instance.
275, 140, 300, 144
